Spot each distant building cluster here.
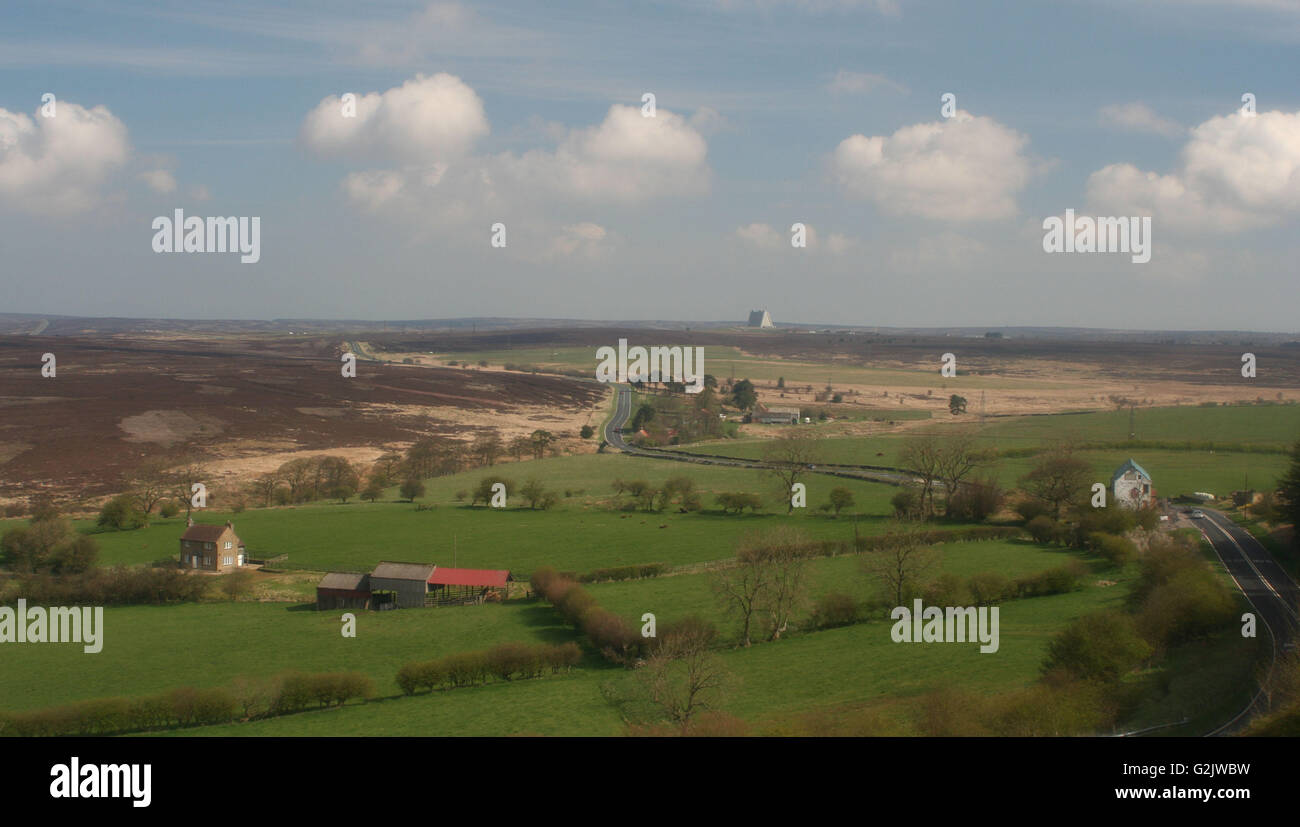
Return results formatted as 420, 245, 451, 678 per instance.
316, 561, 513, 610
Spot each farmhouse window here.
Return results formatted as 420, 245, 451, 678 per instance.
223, 556, 232, 567
224, 541, 232, 550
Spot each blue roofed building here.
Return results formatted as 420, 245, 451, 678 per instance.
1111, 458, 1153, 509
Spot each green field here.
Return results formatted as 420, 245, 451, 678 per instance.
78, 453, 925, 574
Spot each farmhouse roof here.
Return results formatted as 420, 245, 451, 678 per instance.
371, 561, 437, 581
318, 572, 370, 591
429, 567, 512, 588
180, 523, 233, 542
1111, 458, 1151, 484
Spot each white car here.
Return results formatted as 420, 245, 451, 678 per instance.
1191, 510, 1206, 519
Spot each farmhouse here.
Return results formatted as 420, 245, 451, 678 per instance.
323, 562, 513, 610
316, 572, 371, 611
179, 520, 245, 572
1112, 458, 1154, 509
752, 403, 801, 425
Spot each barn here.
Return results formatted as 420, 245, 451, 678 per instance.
1111, 458, 1154, 509
368, 561, 437, 609
316, 572, 371, 611
427, 567, 513, 605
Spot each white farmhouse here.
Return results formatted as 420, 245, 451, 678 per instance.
1111, 458, 1153, 509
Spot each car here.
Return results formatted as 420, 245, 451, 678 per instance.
1191, 510, 1205, 519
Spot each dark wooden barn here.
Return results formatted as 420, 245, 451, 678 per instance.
368, 562, 437, 609
316, 572, 371, 611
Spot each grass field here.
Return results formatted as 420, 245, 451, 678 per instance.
76, 453, 929, 574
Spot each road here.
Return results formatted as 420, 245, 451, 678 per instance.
1193, 508, 1299, 733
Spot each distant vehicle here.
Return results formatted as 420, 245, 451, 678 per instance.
1159, 515, 1169, 522
1191, 510, 1206, 519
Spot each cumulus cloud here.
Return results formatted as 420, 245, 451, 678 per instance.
1099, 102, 1184, 137
0, 101, 129, 214
1086, 109, 1300, 232
550, 222, 609, 258
736, 222, 783, 249
298, 73, 489, 163
139, 169, 176, 193
498, 104, 709, 202
832, 111, 1034, 221
828, 70, 908, 96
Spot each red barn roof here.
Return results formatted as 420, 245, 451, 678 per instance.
427, 567, 511, 588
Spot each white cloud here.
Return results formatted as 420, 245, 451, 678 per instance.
298, 73, 489, 163
0, 101, 129, 215
736, 222, 783, 248
1086, 109, 1300, 232
496, 104, 710, 203
550, 222, 610, 258
828, 70, 908, 95
1099, 102, 1184, 137
191, 184, 211, 202
140, 169, 176, 193
832, 110, 1034, 221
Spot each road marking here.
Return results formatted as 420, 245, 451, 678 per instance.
1203, 515, 1298, 623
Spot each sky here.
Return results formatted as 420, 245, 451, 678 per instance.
1, 0, 1298, 331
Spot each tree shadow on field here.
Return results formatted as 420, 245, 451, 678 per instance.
517, 603, 584, 645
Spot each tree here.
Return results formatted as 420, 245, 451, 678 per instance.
129, 458, 174, 519
761, 430, 822, 514
171, 456, 208, 518
97, 495, 146, 531
630, 404, 656, 432
731, 379, 757, 410
828, 487, 854, 516
399, 478, 425, 503
776, 376, 785, 389
1, 508, 97, 574
580, 424, 595, 439
891, 487, 921, 520
935, 430, 982, 516
360, 476, 385, 503
250, 472, 281, 508
712, 528, 811, 645
1021, 448, 1092, 519
656, 476, 702, 512
508, 435, 531, 462
371, 452, 406, 487
862, 522, 940, 606
472, 475, 515, 506
899, 435, 943, 518
1279, 440, 1300, 542
471, 432, 502, 467
640, 616, 727, 729
529, 430, 555, 460
520, 478, 557, 509
316, 456, 360, 502
949, 394, 968, 416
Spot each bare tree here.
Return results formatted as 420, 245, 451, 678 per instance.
640, 618, 728, 729
712, 527, 811, 644
471, 432, 503, 467
129, 458, 174, 518
862, 522, 940, 607
936, 430, 983, 516
899, 435, 943, 518
170, 456, 209, 518
249, 471, 281, 507
760, 430, 822, 513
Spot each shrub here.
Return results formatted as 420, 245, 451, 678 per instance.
159, 501, 180, 518
1043, 611, 1152, 682
97, 495, 147, 531
1015, 562, 1086, 598
923, 573, 972, 607
1088, 532, 1137, 567
1025, 516, 1057, 544
811, 592, 858, 628
968, 572, 1012, 605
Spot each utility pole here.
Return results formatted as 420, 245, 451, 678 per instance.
979, 390, 986, 429
1128, 404, 1136, 440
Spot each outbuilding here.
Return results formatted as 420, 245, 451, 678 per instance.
427, 567, 513, 605
316, 572, 371, 611
369, 561, 437, 609
1111, 458, 1154, 509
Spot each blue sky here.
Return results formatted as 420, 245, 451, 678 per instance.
1, 0, 1298, 330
